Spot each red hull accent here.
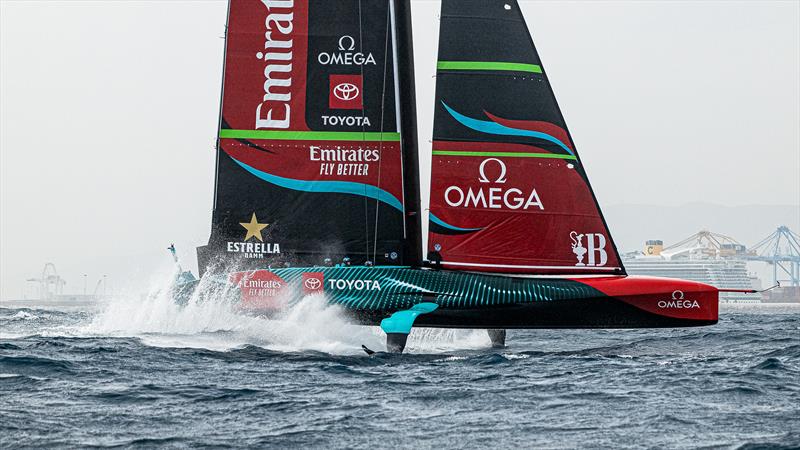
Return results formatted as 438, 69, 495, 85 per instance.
575, 276, 719, 322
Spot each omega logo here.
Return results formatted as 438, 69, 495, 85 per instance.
657, 290, 700, 309
478, 158, 507, 184
338, 35, 356, 51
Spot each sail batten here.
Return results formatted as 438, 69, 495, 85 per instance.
441, 262, 622, 271
219, 130, 401, 141
432, 150, 576, 161
437, 61, 542, 73
426, 0, 624, 275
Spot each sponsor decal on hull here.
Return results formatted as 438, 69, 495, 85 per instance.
328, 279, 382, 291
577, 276, 717, 321
302, 271, 324, 294
657, 291, 700, 309
229, 269, 287, 310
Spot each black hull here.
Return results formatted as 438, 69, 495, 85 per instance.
347, 297, 717, 329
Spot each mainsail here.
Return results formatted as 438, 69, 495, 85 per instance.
427, 0, 624, 274
200, 0, 418, 274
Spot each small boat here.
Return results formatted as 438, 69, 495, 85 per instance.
183, 0, 720, 353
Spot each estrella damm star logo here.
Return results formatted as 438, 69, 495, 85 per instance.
240, 213, 269, 242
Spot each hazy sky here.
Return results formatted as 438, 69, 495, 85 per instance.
1, 1, 798, 299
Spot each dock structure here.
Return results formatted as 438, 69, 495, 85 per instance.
744, 226, 800, 287
25, 263, 66, 300
623, 228, 800, 304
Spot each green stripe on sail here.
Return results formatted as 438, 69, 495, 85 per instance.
219, 129, 401, 142
433, 150, 577, 160
437, 61, 543, 73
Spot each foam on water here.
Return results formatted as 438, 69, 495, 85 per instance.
10, 311, 39, 321
82, 267, 490, 355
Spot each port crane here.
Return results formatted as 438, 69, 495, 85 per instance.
745, 226, 800, 287
661, 230, 746, 259
26, 263, 66, 299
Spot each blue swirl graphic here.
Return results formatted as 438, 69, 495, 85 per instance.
441, 102, 575, 157
429, 213, 482, 232
231, 157, 404, 211
231, 156, 483, 234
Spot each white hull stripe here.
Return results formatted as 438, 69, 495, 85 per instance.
442, 261, 622, 271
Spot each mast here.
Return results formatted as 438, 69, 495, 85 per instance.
212, 1, 232, 213
391, 0, 422, 267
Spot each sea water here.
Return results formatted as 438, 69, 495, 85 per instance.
1, 273, 798, 448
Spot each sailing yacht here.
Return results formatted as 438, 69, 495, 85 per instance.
185, 0, 719, 353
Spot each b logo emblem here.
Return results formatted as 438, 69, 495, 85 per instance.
570, 231, 608, 267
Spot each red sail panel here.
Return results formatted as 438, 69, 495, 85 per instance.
429, 141, 621, 273
426, 0, 623, 275
222, 0, 309, 132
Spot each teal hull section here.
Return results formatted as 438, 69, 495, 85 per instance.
219, 266, 715, 329
264, 266, 601, 310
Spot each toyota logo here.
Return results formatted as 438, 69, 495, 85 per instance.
333, 82, 360, 101
304, 277, 321, 290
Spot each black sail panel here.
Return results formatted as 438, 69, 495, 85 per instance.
427, 0, 625, 275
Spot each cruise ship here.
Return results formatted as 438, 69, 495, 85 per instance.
623, 234, 761, 304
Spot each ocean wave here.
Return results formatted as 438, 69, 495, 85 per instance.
0, 355, 75, 376
751, 357, 789, 371
2, 280, 799, 448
